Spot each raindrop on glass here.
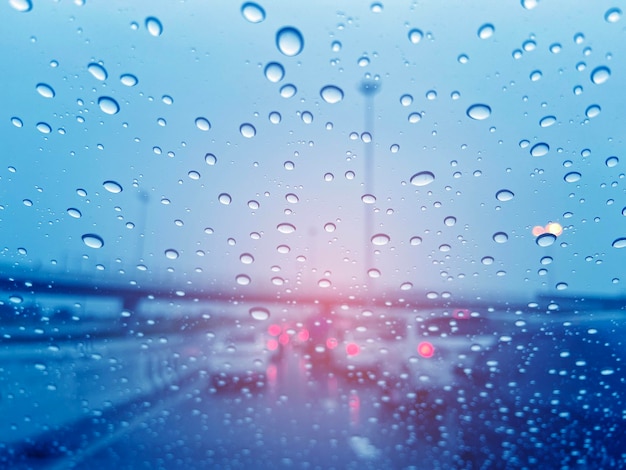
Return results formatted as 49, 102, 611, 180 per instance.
320, 85, 344, 104
165, 249, 179, 260
9, 0, 32, 12
361, 194, 376, 204
536, 233, 556, 247
264, 62, 285, 83
530, 142, 550, 157
205, 153, 217, 165
120, 74, 138, 86
477, 23, 495, 39
612, 238, 626, 248
82, 234, 104, 249
605, 7, 622, 23
36, 83, 55, 98
280, 84, 297, 98
103, 180, 123, 193
218, 193, 232, 205
493, 232, 508, 243
276, 26, 304, 57
241, 2, 265, 23
521, 0, 539, 10
410, 236, 422, 246
408, 29, 423, 44
67, 208, 82, 218
495, 189, 514, 201
371, 233, 390, 246
564, 171, 581, 183
539, 116, 556, 128
11, 117, 23, 128
240, 123, 256, 138
605, 156, 619, 167
277, 223, 296, 234
249, 307, 270, 321
466, 104, 491, 120
36, 122, 51, 134
285, 193, 299, 203
240, 253, 255, 264
236, 274, 251, 286
87, 63, 108, 80
145, 17, 163, 37
195, 117, 211, 131
98, 96, 120, 115
400, 94, 413, 106
590, 66, 611, 84
408, 112, 422, 123
410, 171, 435, 186
585, 105, 601, 118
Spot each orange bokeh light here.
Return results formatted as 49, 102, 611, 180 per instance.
417, 341, 435, 358
532, 222, 563, 237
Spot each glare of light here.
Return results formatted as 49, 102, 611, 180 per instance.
268, 324, 281, 336
453, 308, 470, 319
346, 343, 360, 356
417, 341, 435, 358
532, 225, 545, 236
326, 337, 338, 349
267, 339, 278, 351
546, 222, 563, 236
297, 328, 310, 342
278, 332, 290, 345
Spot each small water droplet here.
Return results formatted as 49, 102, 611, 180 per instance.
324, 223, 336, 233
539, 116, 556, 127
590, 66, 611, 85
240, 253, 255, 264
495, 189, 514, 201
556, 282, 568, 290
276, 26, 304, 57
493, 232, 508, 243
36, 122, 51, 134
11, 117, 23, 128
269, 111, 281, 124
605, 156, 619, 167
103, 180, 123, 193
240, 123, 256, 138
371, 233, 390, 246
67, 208, 82, 218
444, 216, 456, 227
277, 223, 296, 234
279, 84, 297, 98
400, 94, 413, 106
410, 171, 435, 186
612, 238, 626, 248
564, 171, 581, 183
410, 236, 422, 246
249, 307, 270, 321
400, 282, 413, 291
218, 193, 232, 205
36, 83, 55, 98
481, 256, 494, 265
264, 62, 285, 83
320, 85, 344, 104
195, 117, 211, 131
536, 233, 556, 247
605, 7, 622, 23
236, 274, 251, 286
318, 278, 332, 288
301, 111, 313, 124
247, 199, 259, 209
241, 2, 265, 23
408, 112, 422, 123
120, 74, 138, 86
408, 28, 423, 44
87, 62, 108, 80
285, 193, 299, 203
205, 153, 217, 165
9, 0, 32, 12
367, 268, 381, 279
82, 234, 104, 249
521, 0, 539, 10
466, 104, 491, 120
530, 70, 542, 81
98, 96, 120, 115
145, 17, 163, 37
477, 23, 495, 39
585, 104, 601, 118
361, 194, 376, 204
165, 249, 179, 260
530, 142, 550, 157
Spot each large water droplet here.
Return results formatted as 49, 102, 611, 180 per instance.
410, 236, 422, 246
361, 194, 376, 204
605, 156, 619, 167
82, 234, 104, 249
236, 274, 251, 286
371, 233, 390, 246
98, 96, 120, 115
240, 253, 255, 264
466, 104, 491, 120
249, 307, 270, 321
264, 62, 285, 83
205, 153, 217, 165
493, 232, 508, 243
400, 94, 413, 106
67, 208, 82, 218
279, 84, 297, 98
408, 29, 423, 44
36, 83, 55, 98
605, 7, 622, 23
88, 62, 108, 81
612, 238, 626, 248
218, 193, 232, 205
564, 171, 581, 183
400, 282, 413, 291
530, 142, 550, 157
145, 17, 163, 37
103, 180, 123, 193
520, 0, 539, 10
536, 233, 556, 247
477, 23, 495, 39
36, 122, 51, 134
165, 249, 179, 260
241, 2, 265, 23
120, 74, 138, 86
276, 26, 304, 57
590, 66, 611, 85
410, 171, 435, 186
9, 0, 32, 12
539, 116, 556, 128
495, 189, 514, 201
585, 105, 601, 118
240, 123, 256, 138
285, 193, 299, 203
11, 117, 23, 128
277, 223, 296, 234
195, 117, 211, 131
444, 216, 456, 227
320, 85, 344, 104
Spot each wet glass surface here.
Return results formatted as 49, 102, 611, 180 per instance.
1, 1, 626, 468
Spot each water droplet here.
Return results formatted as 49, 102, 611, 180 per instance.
390, 144, 400, 153
612, 238, 626, 248
165, 249, 179, 260
276, 26, 304, 57
162, 95, 173, 105
361, 194, 376, 204
269, 111, 281, 124
249, 307, 270, 321
87, 62, 108, 80
605, 7, 622, 23
218, 193, 232, 205
408, 28, 423, 44
481, 256, 494, 265
195, 117, 211, 131
82, 234, 104, 249
408, 112, 422, 123
301, 111, 313, 124
371, 233, 390, 246
495, 189, 514, 201
605, 156, 619, 167
145, 17, 163, 37
529, 70, 542, 81
36, 83, 55, 98
585, 104, 601, 118
241, 2, 265, 23
120, 74, 138, 86
410, 171, 435, 186
367, 268, 381, 279
279, 84, 297, 98
9, 0, 32, 12
11, 117, 23, 128
264, 62, 285, 83
539, 116, 556, 128
277, 223, 296, 234
410, 236, 422, 246
564, 171, 581, 183
98, 96, 120, 115
477, 23, 495, 39
247, 199, 259, 209
521, 0, 539, 10
236, 274, 251, 286
556, 282, 568, 290
205, 153, 217, 165
320, 85, 344, 104
444, 216, 456, 227
36, 122, 51, 134
67, 208, 82, 218
324, 223, 336, 233
103, 180, 122, 193
285, 193, 299, 203
530, 142, 550, 157
400, 94, 413, 106
240, 123, 256, 138
493, 232, 508, 243
466, 104, 491, 120
458, 54, 469, 64
240, 253, 255, 264
590, 66, 611, 84
370, 2, 383, 12
536, 233, 556, 247
317, 278, 331, 288
400, 282, 413, 291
